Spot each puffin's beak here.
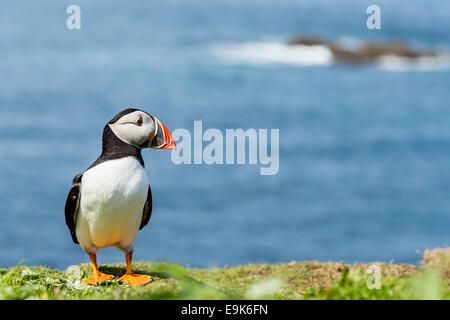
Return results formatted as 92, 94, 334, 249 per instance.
149, 117, 176, 150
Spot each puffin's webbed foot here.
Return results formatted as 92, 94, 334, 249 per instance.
83, 253, 114, 286
117, 273, 152, 286
117, 251, 152, 286
83, 272, 114, 286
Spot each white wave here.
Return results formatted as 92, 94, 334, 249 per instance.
209, 41, 333, 66
376, 54, 450, 72
209, 40, 450, 72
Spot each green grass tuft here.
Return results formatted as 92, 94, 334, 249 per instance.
0, 248, 448, 300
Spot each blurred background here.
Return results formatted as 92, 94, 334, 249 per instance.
0, 0, 449, 269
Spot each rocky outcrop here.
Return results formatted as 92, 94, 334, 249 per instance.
288, 36, 437, 64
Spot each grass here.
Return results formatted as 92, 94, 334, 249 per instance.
0, 248, 448, 300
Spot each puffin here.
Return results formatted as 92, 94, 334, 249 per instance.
65, 108, 175, 286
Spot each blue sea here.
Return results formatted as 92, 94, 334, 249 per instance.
0, 0, 449, 269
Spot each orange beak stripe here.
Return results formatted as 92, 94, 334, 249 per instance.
149, 117, 176, 150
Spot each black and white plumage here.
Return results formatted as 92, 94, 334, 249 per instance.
64, 108, 175, 286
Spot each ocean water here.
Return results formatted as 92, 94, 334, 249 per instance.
0, 0, 449, 269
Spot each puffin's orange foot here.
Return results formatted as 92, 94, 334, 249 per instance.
83, 272, 114, 286
117, 273, 153, 286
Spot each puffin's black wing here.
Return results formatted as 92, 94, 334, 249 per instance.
65, 173, 82, 244
139, 185, 152, 230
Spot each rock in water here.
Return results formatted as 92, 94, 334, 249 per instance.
288, 36, 438, 64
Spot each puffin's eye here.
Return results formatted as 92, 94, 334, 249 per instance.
136, 117, 143, 126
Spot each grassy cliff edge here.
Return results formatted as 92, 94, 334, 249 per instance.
0, 248, 448, 300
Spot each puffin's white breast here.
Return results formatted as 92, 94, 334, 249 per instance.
76, 156, 149, 253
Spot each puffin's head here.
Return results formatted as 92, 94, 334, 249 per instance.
107, 108, 176, 150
